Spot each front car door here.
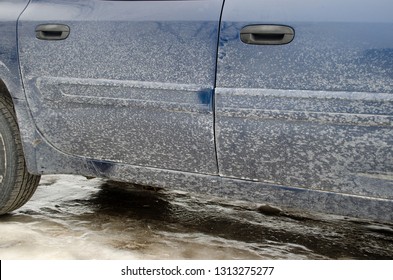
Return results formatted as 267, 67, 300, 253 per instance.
18, 0, 223, 174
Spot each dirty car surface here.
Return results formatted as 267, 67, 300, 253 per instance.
0, 0, 392, 222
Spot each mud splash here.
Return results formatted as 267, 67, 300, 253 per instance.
0, 175, 392, 259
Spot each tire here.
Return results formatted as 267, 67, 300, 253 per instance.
0, 94, 40, 215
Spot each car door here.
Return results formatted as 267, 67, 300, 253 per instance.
18, 0, 223, 174
216, 0, 393, 198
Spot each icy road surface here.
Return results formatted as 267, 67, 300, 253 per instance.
0, 175, 392, 259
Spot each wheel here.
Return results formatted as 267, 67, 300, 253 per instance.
0, 94, 40, 215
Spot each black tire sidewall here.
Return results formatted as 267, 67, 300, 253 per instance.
0, 98, 22, 210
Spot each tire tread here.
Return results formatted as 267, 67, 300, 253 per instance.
0, 94, 40, 214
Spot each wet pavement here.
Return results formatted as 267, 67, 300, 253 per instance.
0, 175, 393, 259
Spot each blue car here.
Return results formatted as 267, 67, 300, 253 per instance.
0, 0, 392, 222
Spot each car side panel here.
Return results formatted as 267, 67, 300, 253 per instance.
216, 0, 393, 199
0, 0, 30, 99
18, 0, 223, 174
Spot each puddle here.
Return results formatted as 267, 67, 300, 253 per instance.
0, 175, 392, 259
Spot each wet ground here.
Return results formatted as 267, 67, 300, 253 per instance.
0, 175, 393, 259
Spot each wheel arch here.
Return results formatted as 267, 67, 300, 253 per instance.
0, 78, 15, 103
0, 73, 40, 174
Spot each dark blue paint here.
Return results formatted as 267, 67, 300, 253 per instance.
197, 90, 213, 106
91, 160, 114, 177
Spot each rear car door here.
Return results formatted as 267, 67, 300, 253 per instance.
216, 0, 393, 198
18, 0, 223, 174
